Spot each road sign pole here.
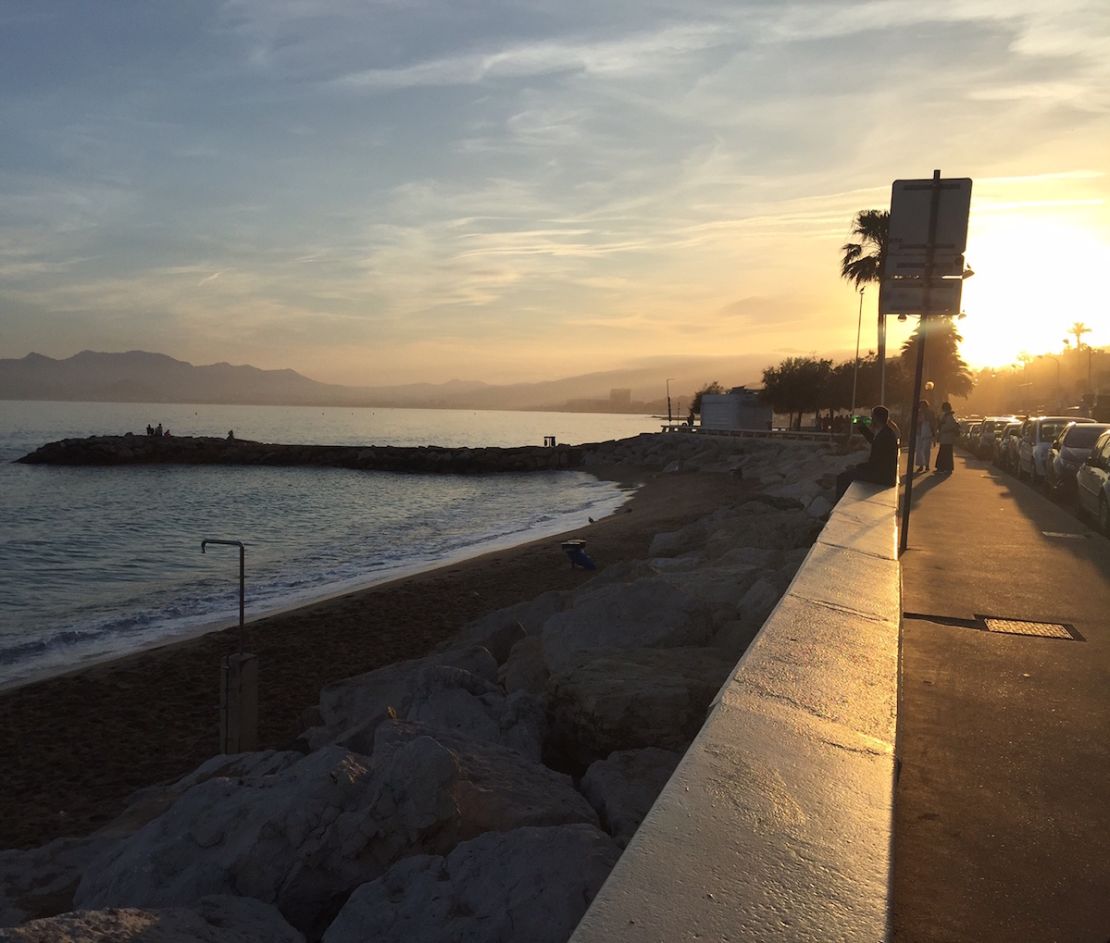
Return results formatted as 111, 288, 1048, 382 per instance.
899, 170, 943, 556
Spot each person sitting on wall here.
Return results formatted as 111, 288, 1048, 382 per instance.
836, 405, 900, 499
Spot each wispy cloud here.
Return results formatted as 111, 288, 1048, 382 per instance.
333, 24, 729, 91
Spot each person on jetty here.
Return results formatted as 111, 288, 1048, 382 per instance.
836, 405, 900, 499
155, 422, 163, 437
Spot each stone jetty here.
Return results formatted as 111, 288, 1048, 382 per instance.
16, 435, 583, 474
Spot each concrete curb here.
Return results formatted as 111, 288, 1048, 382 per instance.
570, 481, 901, 942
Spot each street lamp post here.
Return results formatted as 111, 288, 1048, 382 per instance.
850, 287, 865, 433
666, 378, 675, 423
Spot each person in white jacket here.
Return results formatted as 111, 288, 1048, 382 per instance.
915, 399, 936, 472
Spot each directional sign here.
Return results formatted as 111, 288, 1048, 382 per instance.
880, 277, 963, 316
888, 177, 972, 253
884, 252, 965, 277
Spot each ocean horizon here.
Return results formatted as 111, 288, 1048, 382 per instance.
0, 401, 658, 689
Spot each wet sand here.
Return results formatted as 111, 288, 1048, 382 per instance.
0, 466, 749, 849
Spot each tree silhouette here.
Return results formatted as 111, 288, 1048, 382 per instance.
900, 316, 974, 405
760, 357, 833, 429
1069, 321, 1091, 349
840, 210, 889, 289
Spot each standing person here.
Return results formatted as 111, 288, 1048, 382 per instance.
836, 405, 901, 500
915, 399, 936, 472
935, 402, 960, 474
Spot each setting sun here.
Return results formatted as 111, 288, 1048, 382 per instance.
957, 199, 1109, 368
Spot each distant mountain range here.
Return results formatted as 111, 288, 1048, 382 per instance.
0, 350, 776, 412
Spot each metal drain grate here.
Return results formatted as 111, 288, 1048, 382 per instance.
904, 612, 1083, 641
983, 618, 1074, 639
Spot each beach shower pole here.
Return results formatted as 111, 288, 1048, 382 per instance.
201, 538, 245, 654
202, 538, 257, 752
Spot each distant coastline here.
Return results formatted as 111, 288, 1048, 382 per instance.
0, 348, 767, 414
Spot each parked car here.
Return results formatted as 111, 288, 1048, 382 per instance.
959, 417, 981, 442
964, 420, 982, 449
1047, 422, 1110, 499
1018, 416, 1095, 485
995, 421, 1024, 472
976, 417, 1018, 460
1075, 429, 1110, 535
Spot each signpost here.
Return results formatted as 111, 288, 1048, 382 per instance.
880, 277, 963, 317
882, 171, 973, 556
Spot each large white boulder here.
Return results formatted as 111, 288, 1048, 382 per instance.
455, 589, 570, 647
580, 748, 682, 847
0, 837, 110, 928
331, 665, 546, 762
541, 579, 713, 673
2, 895, 303, 942
76, 724, 597, 937
545, 647, 735, 765
498, 636, 549, 696
322, 825, 620, 943
303, 646, 498, 749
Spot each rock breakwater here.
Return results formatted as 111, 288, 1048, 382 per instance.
1, 432, 863, 942
16, 435, 584, 474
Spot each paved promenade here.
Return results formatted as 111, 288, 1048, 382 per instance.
892, 452, 1110, 942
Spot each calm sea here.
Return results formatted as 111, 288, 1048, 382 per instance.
0, 401, 658, 689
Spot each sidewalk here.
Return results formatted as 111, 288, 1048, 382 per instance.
892, 452, 1110, 942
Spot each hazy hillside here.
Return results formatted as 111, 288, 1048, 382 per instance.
0, 350, 775, 412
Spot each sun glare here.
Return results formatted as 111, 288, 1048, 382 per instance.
958, 215, 1110, 368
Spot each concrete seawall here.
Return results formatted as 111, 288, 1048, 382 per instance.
570, 480, 901, 941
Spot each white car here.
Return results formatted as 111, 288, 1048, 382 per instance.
1076, 429, 1110, 535
1018, 416, 1094, 486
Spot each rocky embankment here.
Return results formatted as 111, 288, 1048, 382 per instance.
1, 433, 860, 943
16, 434, 584, 474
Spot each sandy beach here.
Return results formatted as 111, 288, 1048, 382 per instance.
0, 464, 750, 850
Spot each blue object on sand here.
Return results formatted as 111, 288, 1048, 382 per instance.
567, 547, 596, 570
561, 539, 596, 570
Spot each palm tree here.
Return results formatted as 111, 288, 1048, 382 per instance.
1069, 321, 1091, 349
841, 210, 891, 402
840, 210, 889, 288
900, 316, 974, 407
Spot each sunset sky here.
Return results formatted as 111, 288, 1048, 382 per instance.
2, 0, 1108, 387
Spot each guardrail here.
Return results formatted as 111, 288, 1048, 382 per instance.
570, 480, 901, 942
661, 425, 841, 441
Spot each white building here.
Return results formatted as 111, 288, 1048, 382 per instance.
700, 387, 772, 431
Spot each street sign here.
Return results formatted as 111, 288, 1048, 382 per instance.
880, 277, 963, 315
884, 252, 965, 277
888, 177, 972, 253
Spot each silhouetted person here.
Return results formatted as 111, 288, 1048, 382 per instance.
836, 405, 900, 500
935, 402, 960, 474
227, 429, 235, 440
146, 424, 154, 436
155, 422, 163, 437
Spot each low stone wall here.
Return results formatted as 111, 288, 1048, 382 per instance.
569, 480, 901, 942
